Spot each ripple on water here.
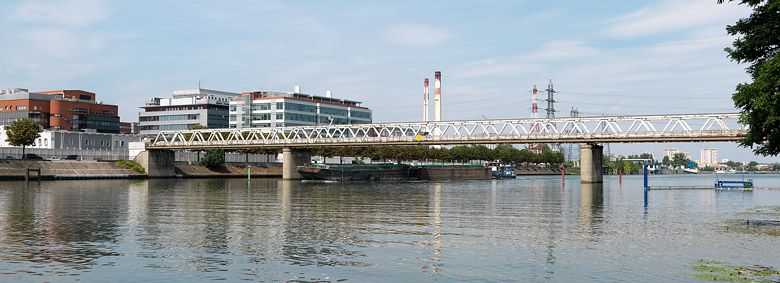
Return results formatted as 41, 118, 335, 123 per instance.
0, 177, 777, 281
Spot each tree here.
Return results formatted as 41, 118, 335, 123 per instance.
200, 149, 225, 169
5, 119, 42, 159
719, 0, 780, 156
662, 156, 671, 166
671, 152, 690, 169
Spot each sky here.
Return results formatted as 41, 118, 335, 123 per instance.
0, 0, 776, 163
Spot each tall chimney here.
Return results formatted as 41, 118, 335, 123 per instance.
434, 71, 442, 122
423, 78, 429, 122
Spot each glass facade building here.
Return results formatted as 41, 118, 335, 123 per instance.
229, 90, 371, 128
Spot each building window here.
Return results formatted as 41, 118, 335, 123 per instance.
276, 102, 283, 110
16, 106, 27, 111
251, 103, 271, 111
276, 113, 283, 120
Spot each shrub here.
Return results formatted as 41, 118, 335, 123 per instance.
116, 160, 146, 174
200, 149, 225, 169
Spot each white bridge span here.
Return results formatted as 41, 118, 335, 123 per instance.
147, 113, 746, 149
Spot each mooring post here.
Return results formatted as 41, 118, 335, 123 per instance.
561, 164, 565, 183
643, 162, 649, 190
619, 167, 623, 185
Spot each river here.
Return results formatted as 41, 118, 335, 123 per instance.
0, 175, 779, 282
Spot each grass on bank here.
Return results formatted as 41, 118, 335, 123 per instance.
115, 160, 146, 175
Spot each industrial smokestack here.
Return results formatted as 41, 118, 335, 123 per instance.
325, 90, 332, 98
423, 78, 429, 122
434, 71, 442, 122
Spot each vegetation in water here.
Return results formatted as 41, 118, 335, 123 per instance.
115, 160, 146, 174
718, 206, 780, 237
690, 259, 780, 282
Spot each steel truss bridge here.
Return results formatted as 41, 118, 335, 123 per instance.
147, 113, 746, 150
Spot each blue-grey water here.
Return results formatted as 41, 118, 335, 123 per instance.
0, 175, 779, 282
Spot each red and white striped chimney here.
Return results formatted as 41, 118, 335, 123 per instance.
423, 78, 429, 122
434, 71, 442, 122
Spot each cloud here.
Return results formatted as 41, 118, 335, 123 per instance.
529, 40, 601, 61
0, 0, 112, 83
384, 24, 453, 46
12, 0, 109, 28
601, 0, 750, 38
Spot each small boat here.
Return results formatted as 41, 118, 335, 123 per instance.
489, 163, 516, 179
714, 172, 754, 190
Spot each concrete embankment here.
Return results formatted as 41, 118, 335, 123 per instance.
0, 160, 144, 180
0, 160, 283, 180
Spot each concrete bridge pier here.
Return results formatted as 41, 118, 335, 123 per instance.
134, 149, 176, 178
282, 148, 311, 180
580, 143, 603, 184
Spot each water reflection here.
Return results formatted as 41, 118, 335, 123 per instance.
0, 176, 777, 282
0, 181, 124, 276
578, 183, 604, 238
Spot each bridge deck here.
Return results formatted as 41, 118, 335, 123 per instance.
147, 113, 746, 149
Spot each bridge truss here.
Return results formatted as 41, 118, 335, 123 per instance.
148, 113, 746, 149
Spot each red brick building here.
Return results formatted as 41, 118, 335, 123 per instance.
0, 88, 121, 133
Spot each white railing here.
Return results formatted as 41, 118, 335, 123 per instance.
148, 113, 747, 149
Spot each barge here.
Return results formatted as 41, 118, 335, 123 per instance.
298, 164, 490, 181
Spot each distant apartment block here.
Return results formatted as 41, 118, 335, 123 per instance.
0, 88, 121, 133
229, 88, 372, 128
663, 148, 692, 160
138, 88, 241, 136
699, 148, 718, 168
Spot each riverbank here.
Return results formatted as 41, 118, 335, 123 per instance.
0, 160, 282, 180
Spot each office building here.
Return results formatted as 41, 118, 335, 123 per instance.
229, 88, 372, 128
0, 88, 121, 133
138, 88, 241, 136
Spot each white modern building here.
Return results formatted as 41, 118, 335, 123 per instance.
229, 88, 371, 128
139, 88, 241, 136
0, 126, 140, 160
700, 148, 718, 168
0, 127, 139, 150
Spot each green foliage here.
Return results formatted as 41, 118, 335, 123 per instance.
306, 144, 565, 166
720, 0, 780, 156
6, 119, 42, 147
672, 152, 690, 168
200, 149, 225, 169
662, 155, 671, 166
115, 160, 146, 174
6, 119, 42, 159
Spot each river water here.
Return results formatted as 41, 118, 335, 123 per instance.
0, 175, 779, 282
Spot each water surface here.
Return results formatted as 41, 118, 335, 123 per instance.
0, 175, 779, 282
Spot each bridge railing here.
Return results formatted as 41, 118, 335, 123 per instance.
147, 113, 747, 149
